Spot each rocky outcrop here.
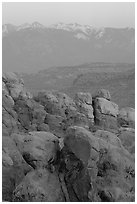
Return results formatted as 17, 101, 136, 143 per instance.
62, 126, 135, 202
2, 73, 135, 202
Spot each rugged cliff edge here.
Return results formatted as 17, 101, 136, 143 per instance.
2, 72, 135, 202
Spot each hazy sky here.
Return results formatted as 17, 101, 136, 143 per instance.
2, 2, 135, 28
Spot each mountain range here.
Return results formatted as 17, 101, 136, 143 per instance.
2, 22, 135, 73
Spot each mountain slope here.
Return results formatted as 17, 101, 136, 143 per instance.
2, 22, 135, 73
19, 63, 135, 108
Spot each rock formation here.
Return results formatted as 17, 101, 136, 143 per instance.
2, 72, 135, 202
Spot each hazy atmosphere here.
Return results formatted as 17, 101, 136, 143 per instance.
3, 2, 135, 27
2, 3, 135, 202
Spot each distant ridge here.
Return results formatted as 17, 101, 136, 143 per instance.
2, 22, 135, 72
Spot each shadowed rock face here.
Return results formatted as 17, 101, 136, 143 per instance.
2, 73, 135, 202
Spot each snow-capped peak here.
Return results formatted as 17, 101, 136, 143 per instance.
17, 23, 31, 31
2, 22, 106, 39
17, 22, 44, 31
49, 22, 94, 35
31, 21, 45, 29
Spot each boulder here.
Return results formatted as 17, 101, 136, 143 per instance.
93, 89, 111, 101
45, 114, 65, 138
12, 169, 65, 202
93, 130, 122, 148
75, 92, 94, 121
14, 98, 47, 131
2, 107, 19, 136
2, 149, 13, 167
118, 107, 135, 128
34, 91, 76, 117
2, 136, 32, 201
12, 131, 59, 169
14, 99, 33, 131
2, 72, 32, 100
31, 102, 47, 126
118, 128, 135, 155
2, 81, 9, 95
37, 123, 50, 132
2, 91, 14, 109
94, 97, 119, 130
94, 97, 119, 117
65, 111, 90, 130
75, 92, 92, 105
